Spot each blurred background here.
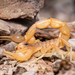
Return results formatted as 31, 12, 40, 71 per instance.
38, 0, 75, 22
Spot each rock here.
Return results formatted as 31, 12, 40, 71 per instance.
2, 42, 17, 51
0, 47, 5, 58
0, 20, 10, 36
0, 42, 17, 58
0, 0, 44, 20
68, 39, 75, 51
0, 18, 36, 36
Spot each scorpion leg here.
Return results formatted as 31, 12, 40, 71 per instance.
55, 37, 72, 61
34, 44, 64, 62
43, 45, 64, 59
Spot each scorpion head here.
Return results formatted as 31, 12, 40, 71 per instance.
15, 41, 30, 50
3, 41, 34, 61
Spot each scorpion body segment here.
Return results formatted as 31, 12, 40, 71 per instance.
2, 18, 73, 62
3, 37, 72, 62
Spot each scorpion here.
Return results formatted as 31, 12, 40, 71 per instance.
0, 18, 73, 62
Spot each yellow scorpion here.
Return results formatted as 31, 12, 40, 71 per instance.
0, 18, 73, 62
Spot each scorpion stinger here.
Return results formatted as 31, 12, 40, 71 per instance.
0, 35, 25, 43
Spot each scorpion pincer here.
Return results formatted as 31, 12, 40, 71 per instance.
2, 18, 73, 62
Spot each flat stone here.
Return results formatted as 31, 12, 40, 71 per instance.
0, 0, 44, 20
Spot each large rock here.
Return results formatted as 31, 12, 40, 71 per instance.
0, 18, 37, 36
0, 0, 44, 19
0, 19, 27, 36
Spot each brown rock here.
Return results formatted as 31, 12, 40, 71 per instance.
0, 0, 44, 20
0, 20, 10, 36
0, 18, 35, 36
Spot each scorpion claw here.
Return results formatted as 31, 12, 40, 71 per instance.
3, 46, 34, 62
3, 51, 14, 59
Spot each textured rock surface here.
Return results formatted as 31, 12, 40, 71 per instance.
0, 19, 27, 36
0, 18, 36, 36
0, 0, 44, 19
0, 20, 10, 36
